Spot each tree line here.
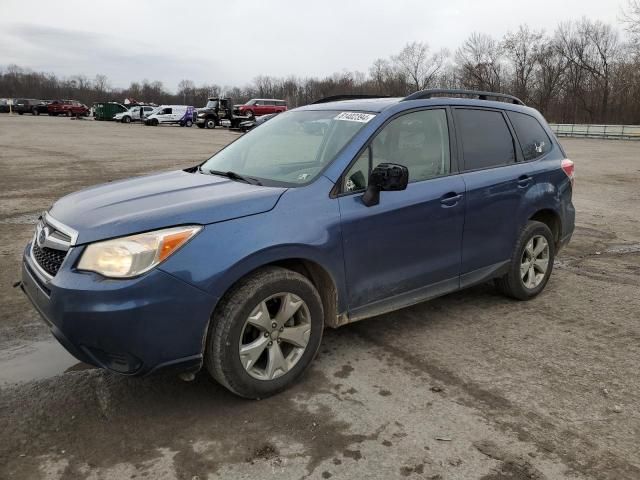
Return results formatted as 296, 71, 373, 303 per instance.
2, 11, 640, 124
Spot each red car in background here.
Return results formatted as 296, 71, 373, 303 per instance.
48, 100, 90, 117
236, 98, 287, 118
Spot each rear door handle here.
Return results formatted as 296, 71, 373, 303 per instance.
440, 192, 463, 207
517, 175, 532, 187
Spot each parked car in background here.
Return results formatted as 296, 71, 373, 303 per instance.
114, 105, 156, 123
20, 89, 574, 399
236, 98, 287, 118
13, 98, 47, 115
236, 111, 280, 131
0, 98, 11, 113
144, 105, 195, 126
48, 100, 90, 117
33, 100, 53, 115
93, 102, 128, 121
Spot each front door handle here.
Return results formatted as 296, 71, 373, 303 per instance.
440, 192, 463, 207
517, 175, 532, 187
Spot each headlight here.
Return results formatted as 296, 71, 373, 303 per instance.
77, 225, 201, 278
197, 113, 205, 117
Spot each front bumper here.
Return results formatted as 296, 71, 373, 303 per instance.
21, 243, 217, 376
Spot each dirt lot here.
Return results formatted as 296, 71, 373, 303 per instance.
0, 114, 639, 480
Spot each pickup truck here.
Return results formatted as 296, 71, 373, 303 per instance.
47, 100, 90, 117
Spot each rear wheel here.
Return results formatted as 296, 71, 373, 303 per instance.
206, 267, 324, 398
185, 119, 193, 127
495, 221, 555, 300
32, 108, 39, 116
66, 110, 72, 117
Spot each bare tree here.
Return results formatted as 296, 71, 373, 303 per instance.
456, 32, 504, 91
621, 0, 640, 42
502, 25, 544, 102
393, 41, 447, 92
556, 19, 620, 121
532, 38, 567, 115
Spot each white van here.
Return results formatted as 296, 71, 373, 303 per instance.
144, 105, 195, 127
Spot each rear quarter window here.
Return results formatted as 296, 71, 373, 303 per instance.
507, 111, 552, 161
454, 109, 515, 171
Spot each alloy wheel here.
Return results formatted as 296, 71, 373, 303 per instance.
239, 292, 311, 380
520, 235, 550, 289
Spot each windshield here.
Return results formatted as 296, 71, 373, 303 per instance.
205, 100, 218, 108
200, 110, 375, 185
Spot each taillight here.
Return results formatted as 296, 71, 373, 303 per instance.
561, 159, 575, 185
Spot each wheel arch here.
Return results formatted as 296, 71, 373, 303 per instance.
214, 256, 342, 329
529, 208, 562, 249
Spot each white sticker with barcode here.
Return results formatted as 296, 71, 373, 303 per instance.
334, 112, 376, 123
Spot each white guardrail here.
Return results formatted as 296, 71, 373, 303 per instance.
549, 124, 640, 140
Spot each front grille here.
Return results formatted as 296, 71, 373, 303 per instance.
32, 242, 67, 276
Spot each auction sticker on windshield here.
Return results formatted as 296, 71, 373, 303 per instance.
334, 112, 376, 123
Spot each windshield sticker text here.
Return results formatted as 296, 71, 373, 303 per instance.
334, 112, 376, 123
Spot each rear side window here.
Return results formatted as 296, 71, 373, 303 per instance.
455, 109, 515, 170
507, 111, 552, 161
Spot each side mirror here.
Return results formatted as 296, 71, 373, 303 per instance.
362, 163, 409, 207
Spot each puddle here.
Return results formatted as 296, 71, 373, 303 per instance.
604, 244, 640, 255
0, 339, 95, 386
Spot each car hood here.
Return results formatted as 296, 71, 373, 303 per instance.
49, 170, 287, 244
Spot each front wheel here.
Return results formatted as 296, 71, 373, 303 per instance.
122, 116, 131, 124
66, 110, 72, 117
205, 267, 324, 398
32, 108, 39, 116
495, 221, 555, 300
185, 119, 193, 127
205, 118, 216, 129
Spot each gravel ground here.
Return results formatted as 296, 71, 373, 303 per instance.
0, 114, 638, 480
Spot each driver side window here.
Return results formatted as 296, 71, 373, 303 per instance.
343, 109, 450, 192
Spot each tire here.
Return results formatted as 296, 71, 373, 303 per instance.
205, 118, 216, 129
244, 110, 254, 119
152, 119, 159, 126
185, 120, 193, 127
66, 110, 72, 117
18, 112, 24, 115
495, 220, 555, 301
197, 123, 205, 129
123, 116, 131, 124
205, 266, 324, 399
32, 108, 39, 116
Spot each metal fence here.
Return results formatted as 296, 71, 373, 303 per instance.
549, 124, 640, 140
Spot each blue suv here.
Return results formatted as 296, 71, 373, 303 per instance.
21, 89, 575, 398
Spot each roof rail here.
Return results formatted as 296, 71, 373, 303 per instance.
402, 89, 525, 106
311, 94, 390, 105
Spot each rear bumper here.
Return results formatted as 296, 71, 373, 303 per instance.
21, 243, 216, 376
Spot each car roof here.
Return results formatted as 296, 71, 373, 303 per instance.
295, 96, 540, 117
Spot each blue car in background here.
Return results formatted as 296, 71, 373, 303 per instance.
21, 89, 575, 398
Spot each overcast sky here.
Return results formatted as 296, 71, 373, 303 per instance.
0, 0, 626, 91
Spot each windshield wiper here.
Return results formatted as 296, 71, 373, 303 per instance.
205, 169, 262, 186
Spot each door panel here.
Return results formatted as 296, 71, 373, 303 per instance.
453, 108, 529, 275
461, 163, 531, 273
339, 176, 465, 308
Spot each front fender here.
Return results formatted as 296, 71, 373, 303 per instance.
158, 176, 348, 313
